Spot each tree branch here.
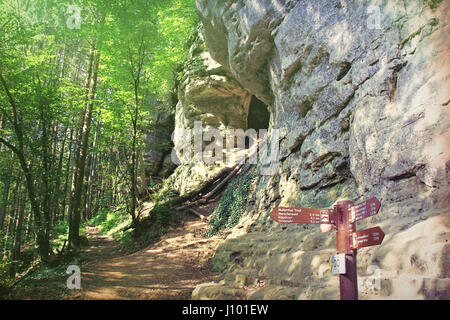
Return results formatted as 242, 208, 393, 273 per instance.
0, 71, 28, 155
0, 137, 19, 154
0, 72, 19, 115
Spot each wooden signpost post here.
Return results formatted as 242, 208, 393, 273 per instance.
269, 197, 384, 300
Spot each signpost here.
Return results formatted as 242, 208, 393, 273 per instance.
330, 253, 346, 274
351, 197, 381, 222
269, 197, 384, 300
352, 226, 384, 249
270, 207, 334, 224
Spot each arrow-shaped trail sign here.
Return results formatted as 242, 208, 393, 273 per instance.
351, 226, 385, 249
351, 197, 381, 222
269, 196, 384, 300
270, 207, 334, 224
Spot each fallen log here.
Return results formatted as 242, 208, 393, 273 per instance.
175, 161, 254, 211
121, 165, 235, 231
174, 164, 242, 211
125, 144, 260, 231
204, 163, 244, 201
186, 208, 208, 221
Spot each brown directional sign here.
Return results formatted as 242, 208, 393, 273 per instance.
270, 207, 334, 224
351, 226, 385, 249
270, 197, 385, 300
351, 197, 381, 222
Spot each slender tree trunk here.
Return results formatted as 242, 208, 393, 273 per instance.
84, 116, 100, 221
25, 205, 33, 242
53, 125, 68, 224
69, 47, 100, 247
0, 71, 50, 262
3, 181, 19, 259
10, 185, 25, 278
39, 100, 53, 248
68, 45, 95, 247
0, 156, 12, 230
61, 126, 74, 222
0, 180, 11, 231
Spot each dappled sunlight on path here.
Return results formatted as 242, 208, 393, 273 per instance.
76, 218, 223, 300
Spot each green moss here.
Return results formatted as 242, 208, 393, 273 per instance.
0, 257, 13, 288
295, 179, 357, 210
424, 0, 443, 9
87, 206, 131, 244
123, 202, 180, 252
207, 167, 257, 236
400, 18, 440, 49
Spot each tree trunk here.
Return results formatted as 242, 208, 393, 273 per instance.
10, 186, 25, 278
69, 47, 100, 247
0, 71, 50, 263
62, 127, 74, 222
0, 156, 12, 230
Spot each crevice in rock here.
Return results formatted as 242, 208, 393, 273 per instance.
247, 95, 270, 131
300, 180, 321, 191
311, 152, 341, 172
388, 171, 416, 181
281, 127, 315, 162
283, 57, 302, 82
336, 61, 351, 81
318, 89, 355, 129
318, 175, 347, 190
298, 99, 313, 118
386, 163, 426, 181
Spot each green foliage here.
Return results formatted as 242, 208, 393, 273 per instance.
0, 0, 199, 275
88, 206, 131, 238
147, 179, 162, 193
424, 0, 443, 9
143, 205, 172, 238
6, 257, 82, 299
119, 202, 179, 252
50, 220, 86, 252
150, 203, 177, 226
50, 221, 70, 251
0, 257, 13, 288
207, 167, 257, 236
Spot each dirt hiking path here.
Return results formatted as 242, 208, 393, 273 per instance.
73, 215, 223, 300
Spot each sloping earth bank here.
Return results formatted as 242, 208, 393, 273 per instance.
70, 213, 225, 300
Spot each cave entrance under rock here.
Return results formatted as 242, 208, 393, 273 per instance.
244, 95, 270, 149
247, 95, 270, 132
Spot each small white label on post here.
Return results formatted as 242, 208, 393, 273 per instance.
330, 253, 346, 274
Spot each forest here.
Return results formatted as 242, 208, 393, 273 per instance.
1, 0, 448, 302
0, 0, 197, 293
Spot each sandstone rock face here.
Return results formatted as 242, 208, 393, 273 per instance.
142, 110, 176, 179
173, 27, 251, 152
169, 27, 253, 195
193, 0, 450, 299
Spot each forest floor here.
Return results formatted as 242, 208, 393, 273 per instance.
4, 199, 227, 300
66, 200, 225, 300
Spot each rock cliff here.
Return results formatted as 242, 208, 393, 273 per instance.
183, 0, 450, 299
167, 27, 255, 195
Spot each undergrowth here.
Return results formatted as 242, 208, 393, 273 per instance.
87, 206, 132, 244
207, 166, 257, 236
3, 256, 83, 300
424, 0, 443, 9
129, 203, 180, 251
101, 186, 183, 253
0, 221, 84, 294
